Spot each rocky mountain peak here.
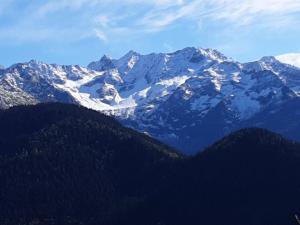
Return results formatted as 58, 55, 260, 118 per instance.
1, 47, 300, 153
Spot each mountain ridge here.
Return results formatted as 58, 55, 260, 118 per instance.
0, 103, 300, 225
1, 47, 300, 153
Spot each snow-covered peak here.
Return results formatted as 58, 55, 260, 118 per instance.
28, 59, 43, 65
241, 55, 300, 76
242, 56, 284, 73
116, 50, 141, 72
170, 47, 229, 63
2, 47, 300, 154
122, 50, 140, 58
171, 47, 199, 55
88, 55, 116, 71
276, 53, 300, 68
200, 48, 229, 62
89, 47, 231, 77
8, 60, 56, 71
0, 65, 4, 70
4, 60, 98, 86
1, 47, 296, 124
260, 56, 278, 63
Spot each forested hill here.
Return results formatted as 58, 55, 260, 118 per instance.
0, 103, 299, 225
134, 128, 300, 225
0, 103, 180, 225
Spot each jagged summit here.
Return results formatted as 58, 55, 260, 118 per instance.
1, 47, 300, 153
28, 59, 42, 65
88, 54, 116, 71
259, 56, 281, 65
122, 50, 140, 58
89, 47, 230, 72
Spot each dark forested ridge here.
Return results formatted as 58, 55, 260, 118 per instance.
131, 128, 300, 225
0, 103, 181, 225
0, 103, 299, 225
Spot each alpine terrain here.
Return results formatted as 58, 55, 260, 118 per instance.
1, 47, 300, 154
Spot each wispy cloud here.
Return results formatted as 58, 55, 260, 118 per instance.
1, 0, 300, 45
139, 0, 300, 31
207, 0, 300, 25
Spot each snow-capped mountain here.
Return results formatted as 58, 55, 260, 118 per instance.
276, 53, 300, 68
1, 47, 300, 154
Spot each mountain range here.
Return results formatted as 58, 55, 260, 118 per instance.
1, 103, 300, 225
1, 47, 300, 154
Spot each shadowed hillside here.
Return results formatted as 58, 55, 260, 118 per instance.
0, 103, 180, 225
0, 104, 299, 225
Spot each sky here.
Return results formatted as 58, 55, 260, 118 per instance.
0, 0, 300, 67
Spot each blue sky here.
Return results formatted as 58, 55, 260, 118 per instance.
1, 0, 300, 67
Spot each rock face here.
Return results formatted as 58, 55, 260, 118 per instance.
1, 47, 300, 153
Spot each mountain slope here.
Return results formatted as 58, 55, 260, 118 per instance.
241, 98, 300, 141
123, 128, 300, 225
0, 103, 180, 224
1, 48, 300, 153
0, 104, 299, 225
